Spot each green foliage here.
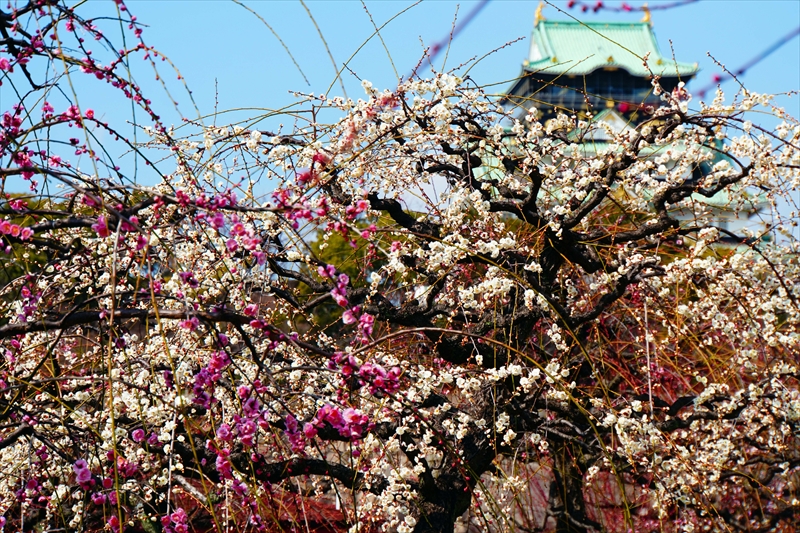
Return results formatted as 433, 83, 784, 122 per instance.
303, 218, 386, 333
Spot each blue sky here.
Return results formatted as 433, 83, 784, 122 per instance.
121, 0, 799, 234
123, 0, 800, 124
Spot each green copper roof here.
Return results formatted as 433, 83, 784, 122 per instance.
525, 21, 698, 77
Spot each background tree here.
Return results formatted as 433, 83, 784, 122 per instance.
0, 2, 799, 533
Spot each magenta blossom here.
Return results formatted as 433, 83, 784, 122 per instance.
131, 428, 145, 442
73, 459, 92, 483
216, 423, 232, 441
179, 317, 199, 331
317, 264, 336, 279
342, 308, 358, 325
91, 216, 111, 238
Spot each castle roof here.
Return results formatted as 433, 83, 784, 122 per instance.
524, 20, 698, 77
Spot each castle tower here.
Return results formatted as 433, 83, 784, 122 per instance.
504, 5, 698, 123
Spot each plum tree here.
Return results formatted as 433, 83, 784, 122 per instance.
0, 2, 798, 533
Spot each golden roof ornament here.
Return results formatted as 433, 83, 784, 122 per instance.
641, 3, 652, 25
535, 2, 546, 24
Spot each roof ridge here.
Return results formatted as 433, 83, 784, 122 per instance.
537, 20, 652, 26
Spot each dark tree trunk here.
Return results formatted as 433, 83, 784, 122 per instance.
413, 401, 497, 533
551, 444, 599, 533
413, 471, 473, 533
